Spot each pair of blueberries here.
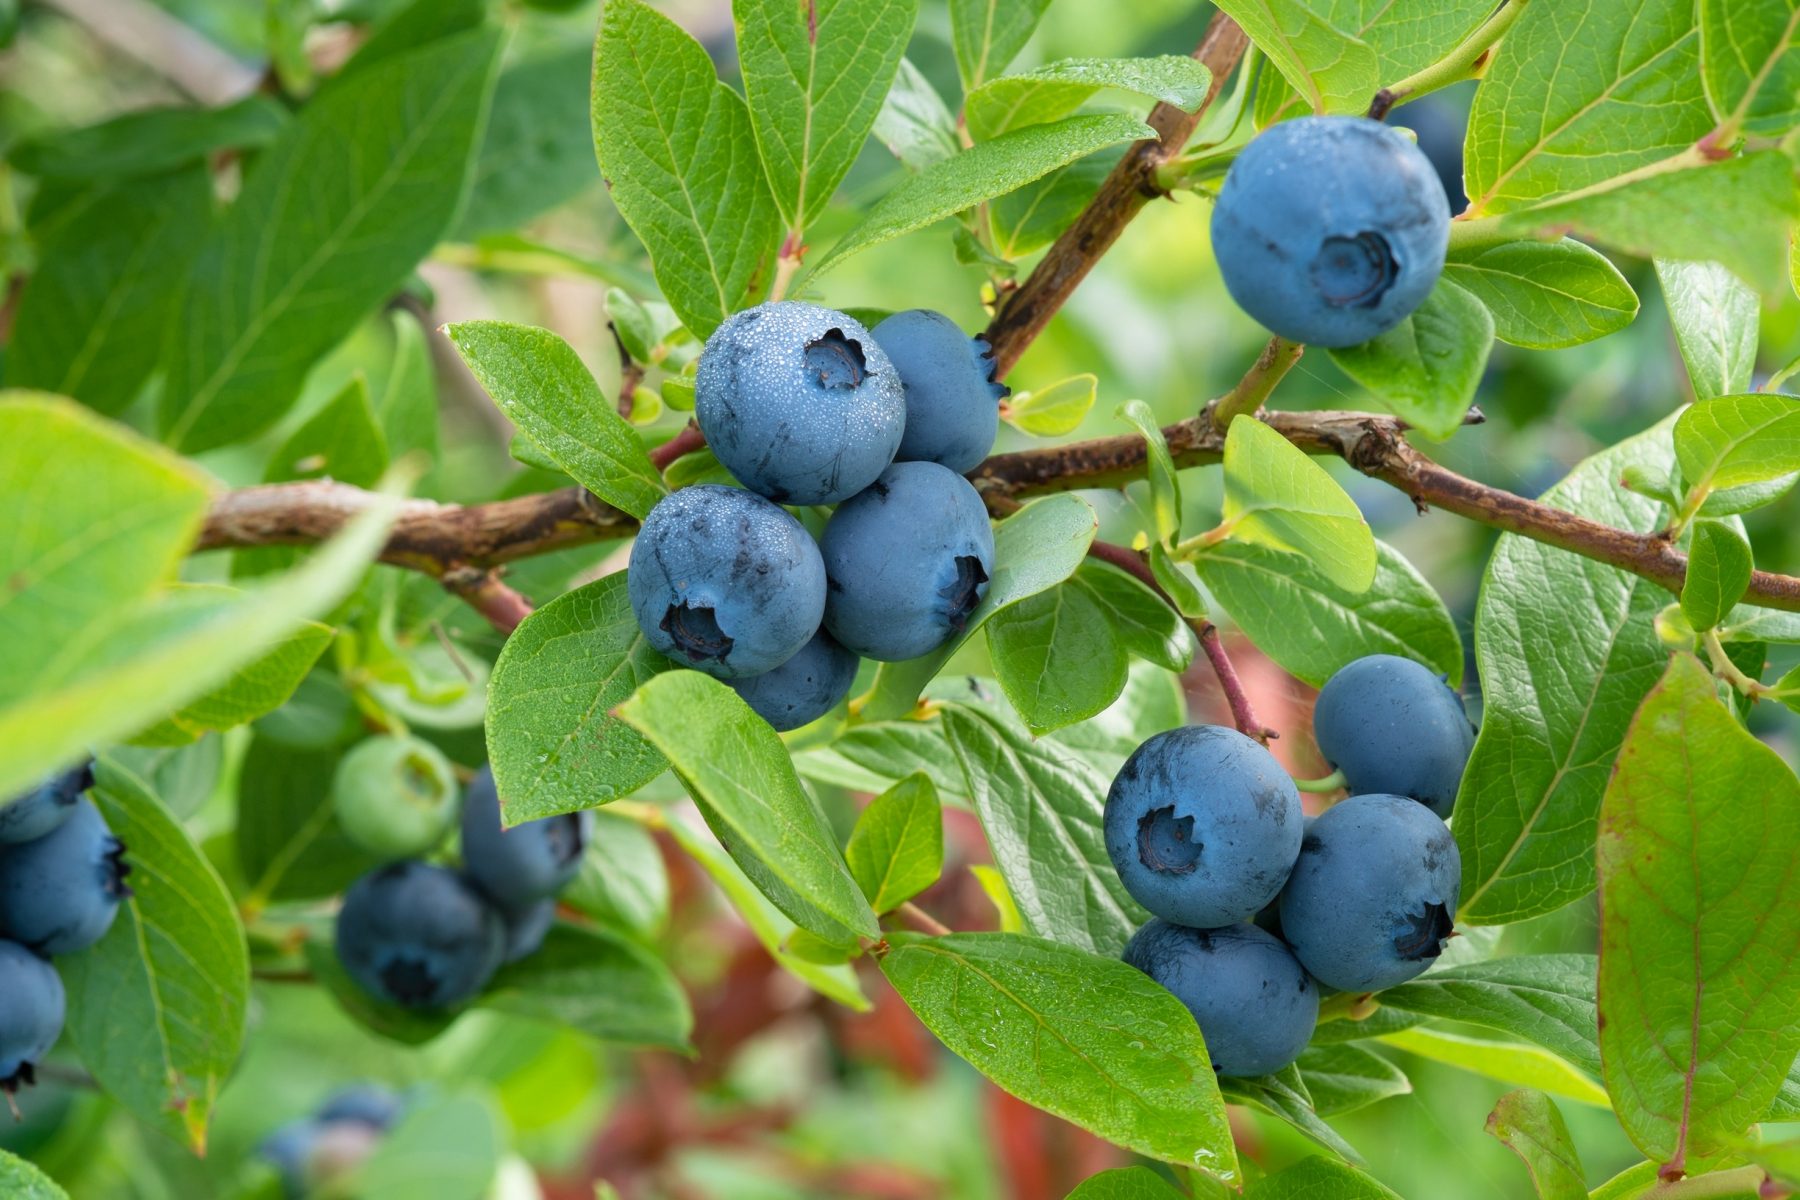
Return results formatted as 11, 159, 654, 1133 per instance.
628, 303, 1005, 731
1107, 655, 1472, 1077
334, 765, 592, 1012
0, 762, 130, 1101
258, 1083, 405, 1198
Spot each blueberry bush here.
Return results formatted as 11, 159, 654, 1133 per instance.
2, 0, 1799, 1196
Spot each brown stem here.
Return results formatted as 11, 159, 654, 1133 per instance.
980, 12, 1252, 378
440, 566, 534, 635
610, 320, 646, 418
650, 422, 707, 470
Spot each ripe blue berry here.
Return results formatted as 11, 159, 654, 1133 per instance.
1123, 920, 1317, 1077
820, 461, 995, 662
695, 302, 905, 505
1104, 726, 1303, 929
0, 940, 64, 1099
460, 766, 592, 912
0, 798, 130, 956
1211, 116, 1449, 348
628, 484, 827, 679
1278, 792, 1461, 992
1312, 654, 1473, 819
332, 734, 460, 858
0, 761, 91, 845
727, 629, 859, 731
257, 1118, 320, 1199
501, 899, 555, 964
871, 309, 1004, 473
335, 861, 504, 1010
316, 1083, 403, 1130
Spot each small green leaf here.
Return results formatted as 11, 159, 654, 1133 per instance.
1148, 542, 1206, 617
1486, 1089, 1587, 1200
1656, 260, 1759, 401
1004, 373, 1097, 436
617, 672, 879, 945
1219, 415, 1375, 592
592, 0, 781, 338
966, 55, 1212, 141
872, 57, 960, 172
1675, 392, 1800, 496
1219, 1067, 1358, 1160
1681, 521, 1754, 631
844, 773, 944, 913
1297, 1043, 1410, 1117
1700, 0, 1800, 137
1213, 0, 1378, 116
483, 924, 692, 1049
807, 114, 1154, 280
345, 1091, 502, 1200
485, 572, 672, 823
1117, 399, 1181, 545
987, 578, 1130, 733
0, 1150, 68, 1200
1243, 1156, 1398, 1198
1443, 238, 1638, 350
1064, 1166, 1186, 1200
950, 0, 1053, 90
562, 810, 671, 938
734, 0, 917, 231
1327, 278, 1494, 440
1074, 561, 1195, 674
881, 932, 1237, 1172
1598, 654, 1800, 1161
1379, 1027, 1609, 1108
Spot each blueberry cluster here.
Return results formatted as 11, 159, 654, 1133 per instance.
1107, 655, 1474, 1077
334, 764, 591, 1011
1212, 117, 1451, 348
630, 302, 1006, 728
0, 762, 130, 1105
257, 1083, 405, 1198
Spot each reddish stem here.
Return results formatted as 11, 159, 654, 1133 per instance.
651, 422, 707, 471
440, 566, 534, 635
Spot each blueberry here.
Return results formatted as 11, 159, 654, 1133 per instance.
0, 798, 130, 957
695, 302, 906, 505
1313, 654, 1473, 819
819, 461, 995, 661
1123, 920, 1317, 1077
335, 861, 504, 1010
1278, 793, 1461, 992
316, 1083, 403, 1130
1396, 95, 1468, 214
628, 484, 827, 679
332, 734, 460, 859
460, 766, 592, 911
727, 629, 859, 731
1211, 116, 1450, 348
1104, 726, 1303, 929
871, 309, 1005, 473
0, 761, 92, 845
500, 898, 555, 963
0, 940, 64, 1100
257, 1118, 320, 1200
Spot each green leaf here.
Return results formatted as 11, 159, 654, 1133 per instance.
1597, 654, 1800, 1161
1075, 561, 1195, 674
4, 167, 211, 414
1379, 1027, 1609, 1108
1656, 260, 1759, 400
966, 55, 1212, 141
1719, 603, 1800, 643
483, 924, 693, 1049
1219, 415, 1376, 592
987, 579, 1131, 734
1297, 1043, 1410, 1116
1244, 1157, 1399, 1199
592, 0, 781, 338
617, 671, 879, 945
8, 94, 286, 181
1213, 0, 1378, 116
267, 375, 390, 487
1219, 1067, 1359, 1160
1065, 1166, 1186, 1200
939, 703, 1145, 955
1117, 399, 1181, 545
562, 811, 670, 938
1004, 372, 1098, 436
1675, 392, 1800, 496
1379, 955, 1603, 1080
0, 1151, 68, 1200
1681, 521, 1754, 631
844, 773, 944, 913
345, 1091, 502, 1200
161, 29, 502, 451
1465, 0, 1712, 215
950, 0, 1053, 90
872, 57, 960, 172
990, 149, 1122, 258
808, 114, 1154, 279
446, 321, 665, 519
1486, 1089, 1586, 1200
1493, 152, 1800, 295
1149, 542, 1206, 617
860, 493, 1097, 720
1327, 278, 1494, 440
485, 572, 672, 824
1700, 0, 1800, 136
454, 45, 598, 238
881, 931, 1237, 1172
1455, 422, 1674, 925
1198, 540, 1461, 688
663, 813, 868, 1009
1443, 238, 1639, 350
734, 0, 916, 232
235, 736, 378, 906
63, 759, 248, 1153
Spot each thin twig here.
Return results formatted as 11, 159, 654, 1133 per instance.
895, 902, 953, 937
440, 566, 535, 635
609, 321, 646, 419
651, 422, 707, 470
1210, 337, 1303, 429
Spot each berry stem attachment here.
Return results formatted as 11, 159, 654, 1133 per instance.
1293, 770, 1347, 794
1702, 629, 1773, 699
1210, 337, 1303, 429
1368, 0, 1531, 121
